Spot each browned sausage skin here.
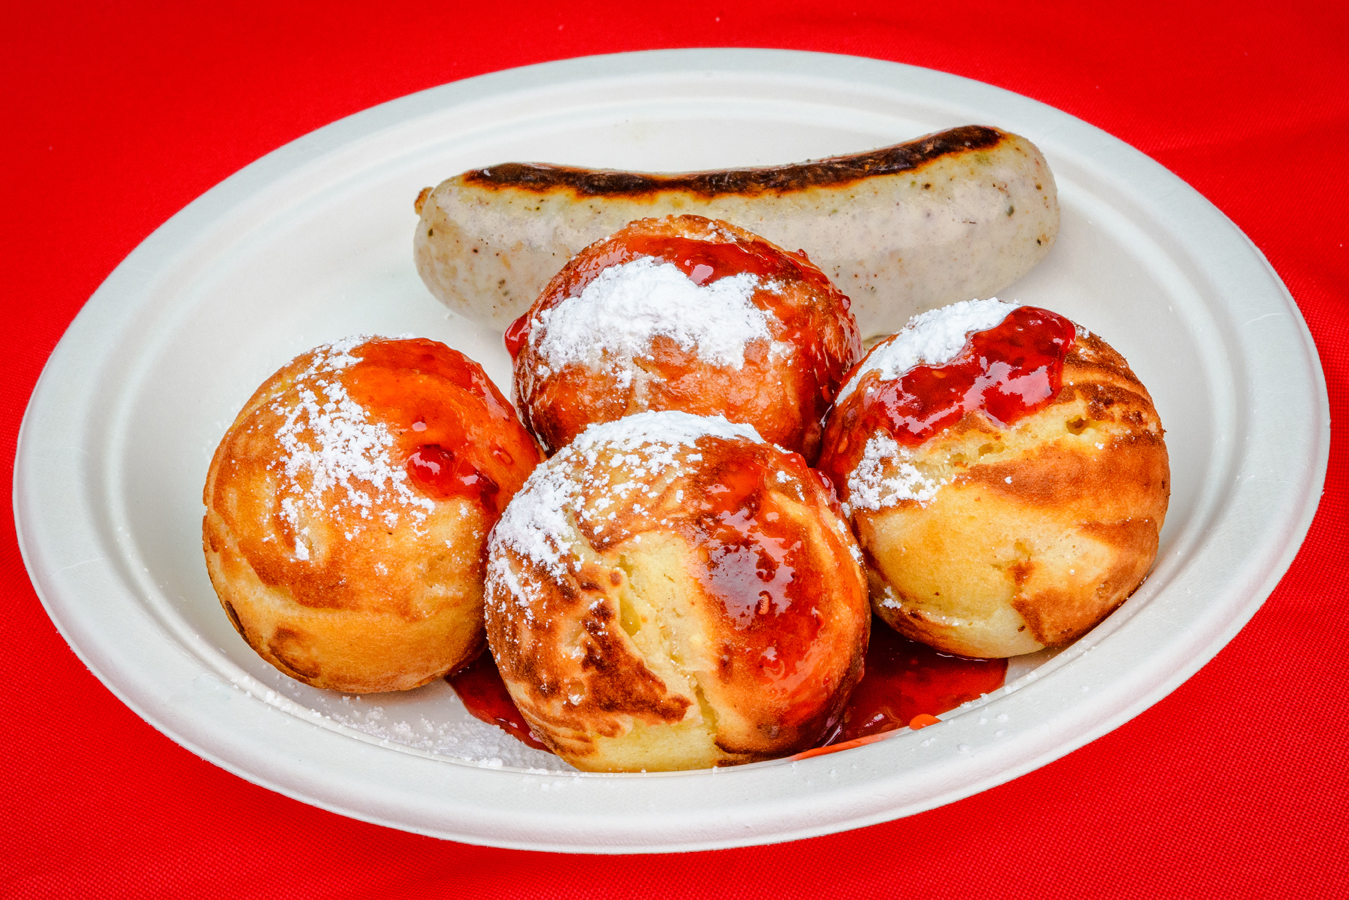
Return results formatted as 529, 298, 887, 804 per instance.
456, 125, 1008, 197
414, 125, 1059, 339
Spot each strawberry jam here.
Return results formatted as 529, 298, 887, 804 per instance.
504, 311, 531, 361
341, 338, 540, 521
818, 306, 1075, 491
688, 447, 837, 702
623, 233, 833, 295
448, 653, 550, 751
819, 620, 1007, 746
448, 617, 1006, 757
405, 444, 502, 515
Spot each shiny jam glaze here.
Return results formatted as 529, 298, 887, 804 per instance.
447, 653, 551, 751
449, 615, 1006, 756
818, 306, 1076, 491
687, 446, 833, 696
341, 338, 541, 520
405, 444, 501, 515
819, 620, 1007, 746
575, 436, 849, 699
625, 233, 831, 292
549, 229, 834, 307
503, 311, 531, 360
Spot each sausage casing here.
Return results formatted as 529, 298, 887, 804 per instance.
413, 125, 1058, 339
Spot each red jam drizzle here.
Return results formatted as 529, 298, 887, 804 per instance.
504, 310, 531, 361
621, 233, 832, 295
447, 617, 1005, 756
353, 337, 504, 401
405, 444, 501, 515
689, 448, 829, 693
819, 306, 1075, 486
819, 620, 1007, 746
447, 653, 551, 751
341, 338, 539, 520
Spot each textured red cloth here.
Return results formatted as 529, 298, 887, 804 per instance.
4, 1, 1346, 896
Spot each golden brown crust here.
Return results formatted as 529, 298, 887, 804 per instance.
512, 215, 861, 460
845, 328, 1169, 657
484, 417, 869, 771
202, 337, 540, 693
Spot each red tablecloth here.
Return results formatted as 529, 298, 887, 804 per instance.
4, 2, 1346, 896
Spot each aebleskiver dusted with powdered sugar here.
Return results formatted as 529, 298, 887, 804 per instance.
203, 335, 543, 694
818, 302, 1170, 660
511, 215, 862, 460
482, 408, 869, 772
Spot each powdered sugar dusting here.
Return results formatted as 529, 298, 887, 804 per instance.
838, 299, 1020, 404
255, 674, 569, 771
532, 257, 780, 387
270, 337, 434, 555
487, 411, 762, 609
843, 432, 947, 516
574, 409, 762, 452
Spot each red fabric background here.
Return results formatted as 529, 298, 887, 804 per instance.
4, 1, 1347, 896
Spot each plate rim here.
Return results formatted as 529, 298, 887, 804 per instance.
13, 47, 1330, 853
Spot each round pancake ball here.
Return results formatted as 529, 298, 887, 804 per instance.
508, 214, 861, 461
203, 336, 542, 692
818, 299, 1170, 658
484, 411, 869, 771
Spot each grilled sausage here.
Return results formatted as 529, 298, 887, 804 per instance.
413, 125, 1058, 340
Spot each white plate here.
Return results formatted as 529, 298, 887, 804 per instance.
14, 49, 1328, 852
